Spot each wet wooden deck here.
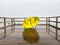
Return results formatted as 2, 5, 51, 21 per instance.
0, 26, 60, 45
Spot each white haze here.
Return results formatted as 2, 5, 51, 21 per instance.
0, 0, 60, 17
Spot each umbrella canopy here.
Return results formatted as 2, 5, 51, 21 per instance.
22, 16, 40, 28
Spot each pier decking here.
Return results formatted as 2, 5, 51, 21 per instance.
0, 16, 60, 45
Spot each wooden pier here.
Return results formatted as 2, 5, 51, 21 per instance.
0, 16, 60, 45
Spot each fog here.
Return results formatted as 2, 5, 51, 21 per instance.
0, 0, 60, 17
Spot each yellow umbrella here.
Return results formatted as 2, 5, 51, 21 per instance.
22, 16, 40, 28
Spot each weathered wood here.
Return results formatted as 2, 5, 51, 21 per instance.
14, 20, 24, 22
13, 18, 15, 32
11, 18, 13, 32
50, 21, 56, 23
50, 30, 56, 35
0, 16, 60, 41
13, 20, 46, 22
40, 20, 46, 22
56, 17, 58, 40
49, 25, 60, 30
49, 16, 57, 18
48, 17, 50, 33
37, 24, 46, 26
46, 17, 48, 32
24, 18, 25, 30
50, 21, 60, 23
39, 17, 47, 18
49, 17, 59, 40
50, 30, 60, 37
0, 25, 13, 30
13, 17, 26, 19
3, 18, 6, 38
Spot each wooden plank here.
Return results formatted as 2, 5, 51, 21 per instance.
50, 21, 60, 23
49, 25, 60, 30
49, 16, 57, 18
50, 29, 60, 37
50, 21, 56, 22
40, 20, 46, 22
39, 17, 47, 18
0, 25, 14, 30
15, 20, 46, 22
37, 24, 46, 26
12, 23, 47, 26
6, 21, 11, 22
14, 20, 23, 22
50, 30, 56, 35
50, 21, 56, 23
49, 33, 55, 38
15, 24, 22, 25
13, 17, 26, 19
6, 17, 12, 18
6, 25, 13, 27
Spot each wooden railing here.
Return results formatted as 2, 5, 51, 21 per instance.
46, 17, 60, 41
0, 16, 60, 41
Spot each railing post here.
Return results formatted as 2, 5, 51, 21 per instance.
56, 17, 58, 40
14, 18, 15, 32
3, 18, 6, 38
46, 17, 47, 32
11, 18, 13, 32
35, 26, 36, 30
24, 18, 25, 30
48, 17, 50, 33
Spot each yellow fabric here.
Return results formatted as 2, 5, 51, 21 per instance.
23, 16, 40, 28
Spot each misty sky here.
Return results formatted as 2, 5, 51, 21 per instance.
0, 0, 60, 17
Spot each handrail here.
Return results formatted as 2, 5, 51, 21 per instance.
0, 16, 60, 41
49, 24, 60, 30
